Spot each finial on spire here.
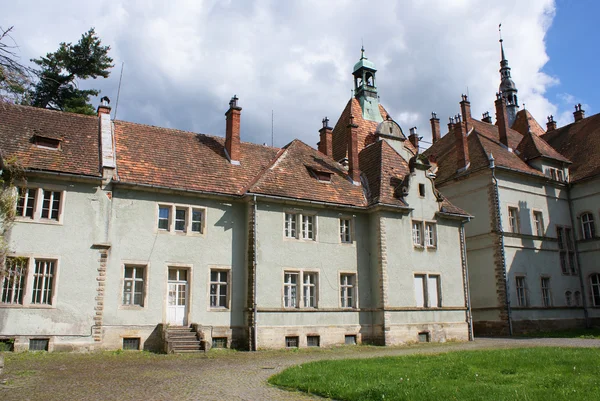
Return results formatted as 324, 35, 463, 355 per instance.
360, 45, 366, 60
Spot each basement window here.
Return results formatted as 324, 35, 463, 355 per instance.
285, 336, 299, 348
345, 335, 357, 345
122, 338, 140, 350
418, 332, 430, 343
212, 337, 228, 349
0, 339, 15, 352
307, 335, 320, 347
33, 135, 61, 150
29, 338, 49, 351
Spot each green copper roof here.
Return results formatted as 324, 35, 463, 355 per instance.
353, 47, 376, 73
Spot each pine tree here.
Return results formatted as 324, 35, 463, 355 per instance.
30, 28, 113, 115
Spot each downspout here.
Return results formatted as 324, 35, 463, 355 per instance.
460, 219, 474, 341
252, 195, 258, 351
566, 183, 590, 327
490, 153, 513, 336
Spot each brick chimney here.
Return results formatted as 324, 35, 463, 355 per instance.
454, 115, 469, 171
430, 112, 441, 144
495, 92, 510, 148
225, 95, 242, 165
460, 94, 471, 122
574, 104, 585, 122
482, 112, 493, 124
347, 114, 360, 185
97, 96, 111, 116
408, 127, 419, 151
318, 117, 333, 157
448, 116, 455, 134
546, 115, 557, 132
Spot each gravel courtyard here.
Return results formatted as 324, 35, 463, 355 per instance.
2, 338, 600, 401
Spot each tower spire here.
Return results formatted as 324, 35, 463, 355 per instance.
352, 46, 382, 122
497, 23, 519, 127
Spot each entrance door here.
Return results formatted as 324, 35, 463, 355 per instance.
167, 268, 188, 326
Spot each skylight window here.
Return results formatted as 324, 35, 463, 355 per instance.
33, 135, 61, 150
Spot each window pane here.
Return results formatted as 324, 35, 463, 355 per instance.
124, 267, 133, 278
414, 275, 425, 307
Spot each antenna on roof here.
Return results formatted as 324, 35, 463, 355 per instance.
271, 109, 274, 147
113, 62, 125, 121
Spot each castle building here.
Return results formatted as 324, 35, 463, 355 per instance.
424, 38, 600, 335
0, 51, 470, 352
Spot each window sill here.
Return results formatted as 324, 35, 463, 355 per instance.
157, 229, 206, 237
283, 237, 317, 243
15, 218, 62, 226
0, 304, 56, 309
119, 305, 145, 310
209, 307, 230, 312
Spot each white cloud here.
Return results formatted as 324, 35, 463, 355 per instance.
4, 0, 561, 149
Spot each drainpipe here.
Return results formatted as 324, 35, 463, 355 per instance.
252, 195, 258, 351
566, 184, 590, 327
489, 153, 513, 336
460, 219, 474, 341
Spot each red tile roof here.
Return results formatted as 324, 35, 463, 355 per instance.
515, 129, 571, 164
0, 103, 101, 177
331, 98, 415, 162
543, 112, 600, 182
248, 139, 367, 206
114, 120, 280, 195
424, 118, 545, 183
512, 109, 545, 137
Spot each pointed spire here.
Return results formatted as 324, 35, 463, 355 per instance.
499, 24, 507, 66
497, 23, 519, 127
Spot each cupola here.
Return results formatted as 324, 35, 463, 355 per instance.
352, 47, 383, 123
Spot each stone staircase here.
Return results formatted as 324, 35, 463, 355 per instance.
165, 326, 203, 353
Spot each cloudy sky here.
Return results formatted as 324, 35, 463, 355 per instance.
3, 0, 597, 150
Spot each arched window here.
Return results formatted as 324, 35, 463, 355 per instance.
574, 291, 581, 306
565, 291, 572, 306
581, 212, 595, 239
590, 274, 600, 306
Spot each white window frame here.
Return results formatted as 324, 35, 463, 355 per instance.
209, 268, 230, 309
541, 277, 552, 307
581, 212, 595, 240
283, 211, 317, 241
412, 220, 423, 247
282, 270, 319, 309
1, 257, 28, 305
533, 210, 544, 237
14, 187, 65, 224
424, 222, 437, 248
508, 206, 520, 234
515, 276, 527, 307
157, 203, 206, 235
413, 273, 442, 308
339, 272, 357, 309
339, 218, 352, 243
283, 271, 299, 308
122, 264, 146, 307
1, 256, 60, 308
16, 188, 37, 219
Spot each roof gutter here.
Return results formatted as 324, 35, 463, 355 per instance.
24, 169, 102, 182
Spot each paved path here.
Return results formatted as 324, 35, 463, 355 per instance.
2, 338, 600, 401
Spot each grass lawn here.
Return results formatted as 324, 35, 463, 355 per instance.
269, 347, 600, 401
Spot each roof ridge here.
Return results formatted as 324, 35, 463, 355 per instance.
0, 102, 98, 120
115, 119, 280, 150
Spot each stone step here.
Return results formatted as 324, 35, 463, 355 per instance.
173, 349, 204, 353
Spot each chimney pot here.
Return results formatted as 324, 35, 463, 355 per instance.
460, 94, 471, 122
482, 111, 492, 124
454, 118, 470, 171
573, 103, 585, 122
97, 96, 111, 116
408, 127, 419, 151
347, 115, 360, 184
546, 115, 557, 132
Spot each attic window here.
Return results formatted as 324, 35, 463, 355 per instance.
33, 135, 61, 150
307, 167, 333, 183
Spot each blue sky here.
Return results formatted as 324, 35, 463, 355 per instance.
2, 0, 594, 148
543, 0, 598, 123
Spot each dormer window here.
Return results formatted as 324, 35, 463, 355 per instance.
544, 167, 567, 182
307, 167, 332, 183
33, 135, 61, 150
